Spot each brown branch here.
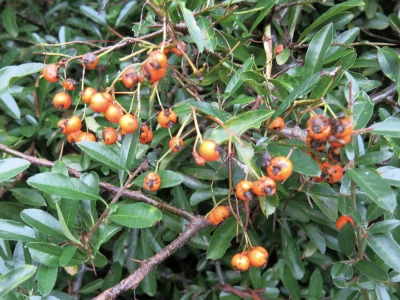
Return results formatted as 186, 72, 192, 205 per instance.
94, 217, 210, 299
0, 143, 194, 221
275, 0, 319, 13
371, 83, 398, 104
217, 283, 266, 300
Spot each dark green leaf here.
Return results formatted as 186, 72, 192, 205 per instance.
371, 121, 400, 138
347, 168, 396, 211
12, 188, 46, 207
308, 269, 323, 300
119, 129, 140, 170
180, 3, 204, 52
0, 158, 30, 183
56, 203, 82, 245
377, 47, 400, 81
357, 151, 393, 165
59, 245, 77, 267
191, 101, 230, 122
302, 24, 333, 80
116, 1, 137, 27
77, 142, 127, 171
38, 265, 58, 296
27, 172, 101, 201
0, 93, 20, 119
207, 216, 242, 260
0, 219, 36, 242
190, 188, 229, 206
338, 223, 356, 256
283, 229, 305, 279
2, 5, 19, 37
210, 110, 274, 144
0, 265, 36, 297
110, 203, 162, 228
366, 233, 400, 273
79, 5, 107, 26
0, 63, 44, 95
20, 209, 66, 241
27, 242, 85, 267
280, 263, 301, 300
354, 260, 389, 281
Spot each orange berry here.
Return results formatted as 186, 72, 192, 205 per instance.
266, 156, 293, 181
328, 134, 352, 148
81, 87, 97, 104
252, 176, 276, 197
208, 206, 229, 225
235, 180, 254, 201
139, 124, 153, 144
77, 132, 96, 142
336, 215, 355, 231
274, 44, 284, 56
231, 253, 250, 272
248, 246, 268, 267
157, 109, 177, 128
104, 104, 124, 123
142, 50, 168, 83
306, 137, 326, 151
67, 130, 82, 144
328, 147, 341, 163
65, 116, 82, 134
42, 64, 59, 83
307, 115, 331, 141
62, 78, 77, 91
143, 172, 161, 191
90, 93, 109, 113
198, 140, 220, 162
169, 136, 184, 152
331, 117, 354, 138
102, 127, 118, 145
82, 52, 99, 70
267, 117, 284, 132
103, 92, 114, 104
119, 114, 138, 133
320, 162, 343, 184
122, 68, 143, 89
53, 92, 72, 110
57, 118, 68, 134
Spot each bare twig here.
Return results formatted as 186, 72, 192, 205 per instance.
371, 83, 398, 104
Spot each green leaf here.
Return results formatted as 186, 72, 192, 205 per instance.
280, 264, 301, 300
347, 168, 396, 211
80, 279, 104, 294
375, 285, 390, 300
310, 194, 338, 222
0, 219, 36, 242
353, 92, 374, 130
225, 57, 253, 96
357, 151, 393, 166
207, 216, 242, 260
0, 63, 44, 95
115, 1, 137, 27
371, 121, 400, 138
56, 203, 82, 245
27, 242, 85, 267
210, 110, 274, 144
133, 170, 184, 189
2, 5, 18, 37
308, 269, 323, 300
190, 188, 229, 206
354, 260, 389, 281
366, 233, 400, 273
377, 166, 400, 187
38, 265, 58, 296
20, 209, 66, 241
119, 129, 140, 170
299, 0, 365, 40
191, 101, 230, 122
369, 220, 400, 233
0, 158, 30, 183
59, 245, 77, 267
198, 16, 217, 52
27, 172, 101, 201
12, 188, 46, 207
302, 24, 333, 80
110, 203, 162, 228
0, 265, 36, 297
79, 5, 107, 26
180, 3, 204, 52
0, 93, 20, 119
250, 0, 276, 32
377, 47, 400, 81
173, 185, 192, 212
283, 229, 305, 280
338, 223, 356, 256
77, 141, 127, 171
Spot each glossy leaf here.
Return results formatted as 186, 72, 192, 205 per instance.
0, 92, 20, 119
347, 168, 396, 211
38, 265, 58, 296
366, 233, 400, 273
207, 216, 242, 260
308, 269, 323, 300
133, 170, 184, 189
110, 203, 162, 228
0, 265, 36, 297
0, 219, 36, 242
12, 188, 46, 207
354, 260, 389, 281
180, 3, 204, 52
371, 121, 400, 138
210, 110, 273, 144
338, 223, 356, 256
119, 129, 140, 170
27, 242, 85, 267
77, 142, 127, 171
2, 5, 18, 37
20, 209, 66, 241
190, 188, 229, 206
0, 63, 44, 95
0, 158, 30, 183
27, 172, 101, 201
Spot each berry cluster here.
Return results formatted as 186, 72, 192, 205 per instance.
231, 246, 269, 271
305, 115, 354, 183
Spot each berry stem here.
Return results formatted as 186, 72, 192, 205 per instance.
192, 109, 204, 143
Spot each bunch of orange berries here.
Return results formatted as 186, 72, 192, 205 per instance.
231, 246, 269, 271
306, 114, 354, 183
42, 47, 188, 192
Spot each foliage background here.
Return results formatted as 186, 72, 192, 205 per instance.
1, 0, 400, 299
